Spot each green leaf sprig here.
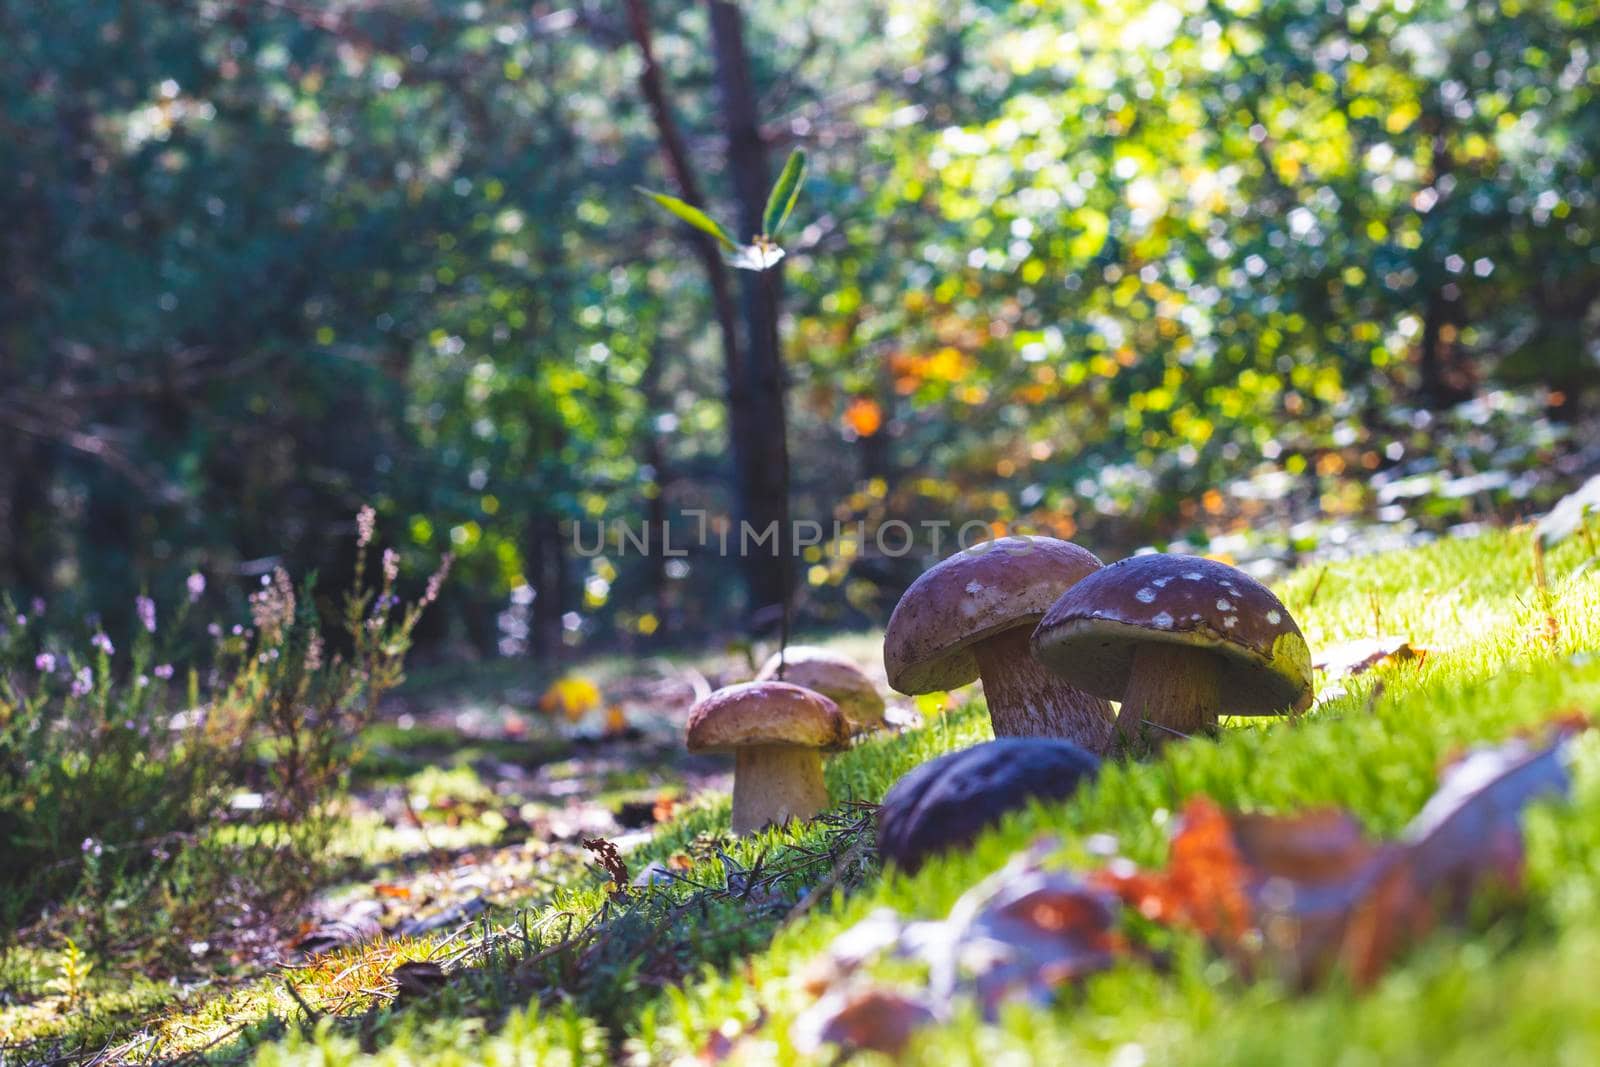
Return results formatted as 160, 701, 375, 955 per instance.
637, 149, 808, 272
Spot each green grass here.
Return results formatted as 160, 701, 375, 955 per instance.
9, 526, 1600, 1065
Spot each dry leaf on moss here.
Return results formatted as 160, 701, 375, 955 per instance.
1313, 636, 1429, 680
792, 987, 935, 1057
1096, 714, 1588, 988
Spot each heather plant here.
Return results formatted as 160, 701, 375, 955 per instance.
0, 508, 449, 959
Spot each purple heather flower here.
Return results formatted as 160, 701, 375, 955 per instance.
356, 505, 377, 548
383, 548, 400, 584
31, 597, 45, 615
186, 572, 206, 602
82, 837, 102, 856
35, 652, 56, 673
207, 622, 223, 639
91, 632, 115, 656
137, 595, 157, 633
424, 554, 454, 606
14, 614, 25, 626
71, 667, 94, 697
154, 663, 175, 680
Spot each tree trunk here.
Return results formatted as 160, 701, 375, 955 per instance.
528, 509, 566, 661
625, 0, 789, 619
1418, 286, 1462, 410
706, 0, 793, 618
0, 432, 48, 593
1417, 115, 1469, 410
640, 345, 670, 614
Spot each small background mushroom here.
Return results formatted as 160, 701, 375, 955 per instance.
755, 645, 887, 734
883, 536, 1114, 750
685, 681, 848, 835
876, 738, 1101, 873
1032, 554, 1313, 748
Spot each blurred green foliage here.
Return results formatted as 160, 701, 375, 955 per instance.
1, 0, 1594, 656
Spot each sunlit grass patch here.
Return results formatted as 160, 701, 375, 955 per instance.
10, 528, 1599, 1064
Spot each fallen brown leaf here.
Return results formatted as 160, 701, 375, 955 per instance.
395, 895, 487, 937
1402, 712, 1588, 909
1313, 636, 1428, 680
1093, 798, 1253, 942
948, 864, 1121, 1014
791, 987, 936, 1058
582, 836, 630, 897
697, 1010, 767, 1064
389, 960, 448, 1002
799, 843, 1121, 1027
291, 900, 384, 956
1096, 713, 1588, 989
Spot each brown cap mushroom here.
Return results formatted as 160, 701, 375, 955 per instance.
882, 536, 1114, 750
686, 681, 848, 835
1031, 554, 1313, 747
755, 646, 887, 734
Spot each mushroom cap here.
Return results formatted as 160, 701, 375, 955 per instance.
876, 738, 1101, 873
685, 681, 848, 753
883, 536, 1105, 695
755, 646, 887, 731
1032, 554, 1313, 715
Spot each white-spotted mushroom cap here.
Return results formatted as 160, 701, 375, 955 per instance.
685, 681, 848, 753
1031, 554, 1313, 714
755, 647, 887, 732
883, 536, 1104, 695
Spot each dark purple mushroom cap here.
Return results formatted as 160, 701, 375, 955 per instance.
1031, 554, 1313, 715
876, 738, 1101, 872
883, 536, 1104, 694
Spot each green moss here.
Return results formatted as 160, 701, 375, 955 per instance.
12, 528, 1600, 1065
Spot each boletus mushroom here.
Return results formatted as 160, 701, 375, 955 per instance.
883, 536, 1114, 750
685, 681, 848, 835
755, 645, 887, 734
1031, 554, 1313, 747
876, 738, 1101, 873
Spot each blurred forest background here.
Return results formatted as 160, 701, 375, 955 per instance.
3, 0, 1597, 663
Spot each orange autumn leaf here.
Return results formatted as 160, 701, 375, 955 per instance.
603, 704, 628, 735
843, 397, 882, 437
1091, 714, 1587, 991
1110, 797, 1254, 940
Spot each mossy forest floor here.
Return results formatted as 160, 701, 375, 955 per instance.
7, 525, 1600, 1065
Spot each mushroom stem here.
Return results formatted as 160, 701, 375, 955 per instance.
730, 745, 830, 835
972, 627, 1114, 751
1112, 642, 1224, 746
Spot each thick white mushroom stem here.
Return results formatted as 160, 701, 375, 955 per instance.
1112, 643, 1224, 746
972, 627, 1114, 752
729, 745, 830, 835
